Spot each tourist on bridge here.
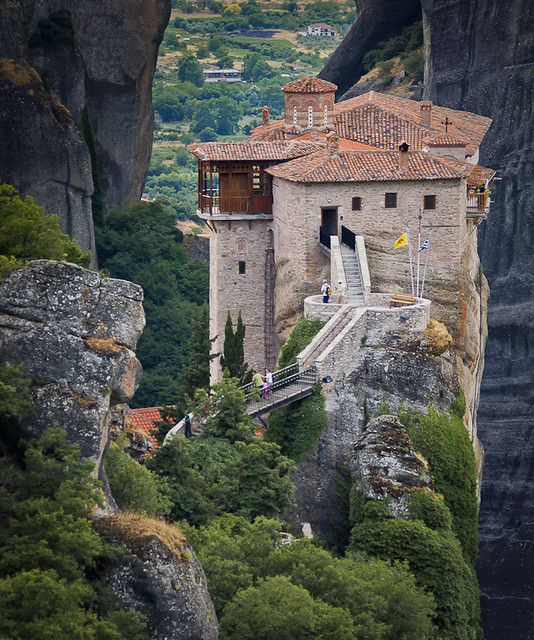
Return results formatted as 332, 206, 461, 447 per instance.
253, 370, 263, 389
265, 369, 273, 395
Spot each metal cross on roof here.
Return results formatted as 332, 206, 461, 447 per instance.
442, 117, 453, 133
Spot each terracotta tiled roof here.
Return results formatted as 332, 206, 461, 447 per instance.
130, 407, 164, 450
265, 150, 470, 183
425, 134, 466, 147
281, 77, 337, 93
437, 157, 496, 186
335, 92, 492, 156
188, 140, 322, 161
249, 90, 491, 158
335, 104, 427, 151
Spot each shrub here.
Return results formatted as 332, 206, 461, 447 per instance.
0, 183, 91, 273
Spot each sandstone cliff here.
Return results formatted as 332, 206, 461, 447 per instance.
0, 260, 145, 478
0, 260, 218, 639
285, 320, 464, 537
321, 3, 534, 635
0, 0, 170, 255
423, 3, 534, 638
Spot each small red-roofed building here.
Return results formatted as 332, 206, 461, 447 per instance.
189, 78, 496, 380
129, 407, 165, 457
307, 23, 336, 37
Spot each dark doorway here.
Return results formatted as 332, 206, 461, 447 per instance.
321, 208, 338, 236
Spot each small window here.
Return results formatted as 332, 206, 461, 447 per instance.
424, 195, 436, 209
324, 104, 328, 127
385, 193, 397, 208
352, 196, 362, 211
238, 261, 246, 274
308, 105, 313, 127
293, 105, 297, 126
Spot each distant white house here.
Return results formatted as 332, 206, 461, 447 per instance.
307, 23, 336, 36
203, 68, 242, 84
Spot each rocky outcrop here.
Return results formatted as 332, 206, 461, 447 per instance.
421, 2, 534, 638
95, 515, 219, 640
318, 0, 421, 96
351, 415, 433, 518
321, 2, 534, 633
286, 324, 461, 537
0, 0, 170, 254
0, 260, 145, 479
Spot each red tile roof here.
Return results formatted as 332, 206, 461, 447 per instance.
265, 149, 471, 183
281, 77, 338, 93
130, 407, 165, 450
250, 90, 492, 158
188, 140, 323, 162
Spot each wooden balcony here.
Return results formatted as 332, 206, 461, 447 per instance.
199, 193, 272, 216
466, 192, 490, 219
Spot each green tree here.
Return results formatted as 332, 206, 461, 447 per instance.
219, 310, 250, 384
179, 304, 217, 399
177, 54, 204, 87
95, 200, 208, 407
220, 575, 356, 640
104, 435, 171, 516
191, 97, 242, 136
0, 183, 91, 274
349, 517, 480, 640
242, 53, 275, 83
265, 384, 326, 460
399, 394, 479, 566
0, 427, 149, 639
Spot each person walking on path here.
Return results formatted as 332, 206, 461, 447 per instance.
252, 370, 263, 393
184, 413, 192, 439
321, 279, 330, 303
262, 377, 269, 399
265, 369, 274, 396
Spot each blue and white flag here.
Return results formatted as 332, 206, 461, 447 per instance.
418, 236, 430, 252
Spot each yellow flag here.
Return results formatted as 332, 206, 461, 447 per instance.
394, 233, 408, 250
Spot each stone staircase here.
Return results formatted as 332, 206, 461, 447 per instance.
297, 306, 355, 370
341, 244, 365, 305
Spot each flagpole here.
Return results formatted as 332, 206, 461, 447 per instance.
416, 213, 422, 297
420, 230, 432, 298
406, 225, 415, 295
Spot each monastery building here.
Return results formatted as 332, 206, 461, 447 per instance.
189, 78, 495, 380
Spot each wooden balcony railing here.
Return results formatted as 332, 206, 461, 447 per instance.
466, 192, 490, 218
199, 193, 272, 215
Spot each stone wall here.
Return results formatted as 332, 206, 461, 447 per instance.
208, 215, 272, 380
272, 175, 473, 339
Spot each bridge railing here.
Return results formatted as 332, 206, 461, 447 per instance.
242, 365, 318, 407
239, 363, 299, 394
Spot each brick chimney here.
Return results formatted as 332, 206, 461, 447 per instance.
326, 131, 339, 155
420, 101, 432, 127
262, 105, 270, 125
398, 141, 409, 171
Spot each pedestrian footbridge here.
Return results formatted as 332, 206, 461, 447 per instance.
240, 363, 318, 417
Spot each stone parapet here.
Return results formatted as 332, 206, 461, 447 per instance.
304, 295, 346, 320
300, 292, 431, 384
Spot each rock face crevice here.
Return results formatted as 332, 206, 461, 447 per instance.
421, 2, 534, 638
0, 0, 170, 254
